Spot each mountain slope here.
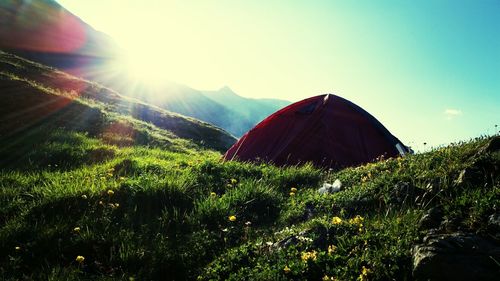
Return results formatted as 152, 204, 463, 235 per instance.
203, 86, 290, 121
116, 82, 254, 138
0, 0, 121, 78
201, 86, 290, 135
119, 83, 290, 137
0, 50, 236, 155
0, 0, 289, 138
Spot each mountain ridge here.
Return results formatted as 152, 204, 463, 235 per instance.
0, 50, 236, 155
0, 0, 290, 138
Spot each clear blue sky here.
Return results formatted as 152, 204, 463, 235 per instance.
56, 0, 499, 151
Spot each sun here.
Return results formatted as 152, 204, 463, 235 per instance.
120, 46, 170, 87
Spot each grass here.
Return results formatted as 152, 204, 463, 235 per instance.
0, 49, 498, 280
0, 128, 498, 280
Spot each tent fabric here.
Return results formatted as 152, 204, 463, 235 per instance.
224, 94, 408, 169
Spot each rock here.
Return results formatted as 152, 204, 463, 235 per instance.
439, 217, 463, 232
273, 230, 312, 250
454, 166, 484, 186
318, 179, 342, 194
303, 202, 316, 220
478, 136, 500, 154
273, 235, 300, 249
413, 233, 500, 281
488, 213, 500, 238
389, 182, 424, 205
418, 206, 443, 230
273, 226, 329, 250
455, 136, 500, 187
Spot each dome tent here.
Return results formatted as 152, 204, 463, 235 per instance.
224, 94, 408, 169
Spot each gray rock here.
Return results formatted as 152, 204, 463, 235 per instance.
439, 217, 463, 232
413, 233, 500, 281
303, 202, 316, 220
454, 166, 483, 186
479, 136, 500, 154
273, 230, 310, 250
488, 213, 500, 238
418, 206, 443, 230
389, 182, 424, 206
455, 136, 500, 186
273, 235, 300, 249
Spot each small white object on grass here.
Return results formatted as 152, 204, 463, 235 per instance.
318, 179, 342, 194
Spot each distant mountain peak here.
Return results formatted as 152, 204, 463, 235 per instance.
219, 85, 235, 93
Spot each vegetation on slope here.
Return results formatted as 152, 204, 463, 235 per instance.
0, 50, 236, 152
0, 124, 497, 280
1, 0, 289, 139
1, 46, 498, 281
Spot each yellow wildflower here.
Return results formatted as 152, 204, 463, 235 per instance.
107, 189, 114, 196
301, 250, 317, 262
119, 177, 126, 181
229, 215, 236, 222
358, 266, 371, 281
15, 246, 21, 251
350, 215, 364, 225
108, 203, 120, 209
81, 194, 87, 199
73, 227, 81, 232
230, 178, 238, 185
328, 244, 337, 254
361, 266, 371, 275
323, 275, 336, 281
290, 187, 298, 193
210, 192, 217, 197
331, 216, 342, 225
283, 265, 291, 273
289, 192, 296, 196
75, 255, 85, 263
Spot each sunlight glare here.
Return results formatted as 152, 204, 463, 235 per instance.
121, 44, 169, 87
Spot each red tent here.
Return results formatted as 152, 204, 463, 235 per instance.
224, 94, 408, 168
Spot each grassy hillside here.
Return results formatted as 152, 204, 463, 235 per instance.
0, 50, 236, 155
0, 0, 288, 139
0, 119, 498, 280
114, 82, 256, 138
1, 49, 498, 281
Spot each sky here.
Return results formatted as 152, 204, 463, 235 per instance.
56, 0, 499, 151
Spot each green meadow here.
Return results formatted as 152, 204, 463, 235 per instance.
1, 127, 498, 280
0, 50, 498, 280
